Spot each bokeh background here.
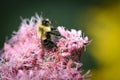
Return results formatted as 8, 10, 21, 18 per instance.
0, 0, 120, 80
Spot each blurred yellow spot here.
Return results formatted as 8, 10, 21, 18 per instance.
86, 3, 120, 80
92, 64, 120, 80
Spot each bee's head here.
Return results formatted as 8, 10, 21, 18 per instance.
42, 18, 51, 26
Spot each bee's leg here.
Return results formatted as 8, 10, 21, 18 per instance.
49, 31, 61, 36
49, 31, 65, 38
51, 27, 57, 31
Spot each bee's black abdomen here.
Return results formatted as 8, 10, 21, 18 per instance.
46, 32, 51, 39
42, 39, 57, 49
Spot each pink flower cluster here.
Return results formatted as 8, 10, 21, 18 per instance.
0, 14, 90, 80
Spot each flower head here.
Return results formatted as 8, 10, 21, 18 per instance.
0, 14, 90, 80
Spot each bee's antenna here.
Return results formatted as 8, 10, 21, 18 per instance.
51, 20, 58, 25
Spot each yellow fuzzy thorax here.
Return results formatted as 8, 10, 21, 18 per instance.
37, 23, 51, 40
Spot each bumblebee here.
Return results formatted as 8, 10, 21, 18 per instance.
37, 18, 60, 49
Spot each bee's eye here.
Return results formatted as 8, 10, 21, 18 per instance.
42, 19, 50, 26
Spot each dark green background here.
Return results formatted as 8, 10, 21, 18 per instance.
1, 0, 116, 71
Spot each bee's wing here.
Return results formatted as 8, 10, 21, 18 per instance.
50, 31, 61, 43
50, 34, 56, 42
